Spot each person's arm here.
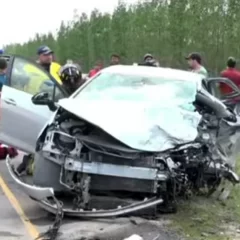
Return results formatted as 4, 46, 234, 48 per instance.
0, 145, 18, 160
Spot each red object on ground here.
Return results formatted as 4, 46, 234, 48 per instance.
0, 144, 18, 160
220, 68, 240, 94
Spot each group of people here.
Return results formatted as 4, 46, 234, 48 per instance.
88, 53, 160, 78
36, 46, 85, 95
87, 52, 210, 79
186, 52, 240, 95
88, 52, 208, 79
183, 52, 240, 97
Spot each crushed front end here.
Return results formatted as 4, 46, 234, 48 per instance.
31, 107, 170, 216
7, 102, 240, 217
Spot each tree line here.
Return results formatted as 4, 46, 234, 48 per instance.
4, 0, 240, 74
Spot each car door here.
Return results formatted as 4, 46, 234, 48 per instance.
0, 55, 66, 153
205, 77, 240, 108
204, 78, 240, 167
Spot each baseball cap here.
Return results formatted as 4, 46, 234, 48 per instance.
185, 52, 202, 63
37, 45, 53, 55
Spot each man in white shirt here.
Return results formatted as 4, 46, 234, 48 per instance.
185, 52, 208, 78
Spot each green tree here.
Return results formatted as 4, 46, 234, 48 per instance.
4, 0, 240, 73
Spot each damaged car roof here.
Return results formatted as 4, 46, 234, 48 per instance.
101, 65, 204, 84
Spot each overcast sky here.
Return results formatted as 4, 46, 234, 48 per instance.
1, 0, 137, 47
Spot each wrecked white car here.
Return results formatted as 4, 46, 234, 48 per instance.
1, 60, 240, 218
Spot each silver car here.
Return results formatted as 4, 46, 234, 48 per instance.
1, 57, 240, 218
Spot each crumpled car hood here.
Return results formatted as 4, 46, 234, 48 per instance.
58, 89, 201, 152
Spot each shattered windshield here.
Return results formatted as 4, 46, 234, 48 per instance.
74, 72, 198, 111
71, 71, 201, 151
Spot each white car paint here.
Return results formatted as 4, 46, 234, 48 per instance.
0, 85, 54, 152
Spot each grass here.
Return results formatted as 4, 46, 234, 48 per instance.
168, 162, 240, 240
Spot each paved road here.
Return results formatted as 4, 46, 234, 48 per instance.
0, 152, 182, 240
0, 188, 32, 240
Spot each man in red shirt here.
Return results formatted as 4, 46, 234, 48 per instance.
220, 57, 240, 94
88, 61, 103, 78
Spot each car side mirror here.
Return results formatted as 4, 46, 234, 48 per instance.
32, 92, 49, 104
31, 92, 57, 112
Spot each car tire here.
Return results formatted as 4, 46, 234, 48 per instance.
33, 152, 65, 192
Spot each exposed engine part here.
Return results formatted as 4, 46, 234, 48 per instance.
72, 173, 91, 210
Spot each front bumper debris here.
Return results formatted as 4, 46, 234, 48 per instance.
6, 155, 163, 218
6, 155, 54, 200
38, 197, 163, 218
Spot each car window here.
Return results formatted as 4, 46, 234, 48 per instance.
73, 72, 198, 111
10, 57, 65, 101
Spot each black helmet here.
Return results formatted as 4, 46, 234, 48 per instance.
59, 63, 82, 85
138, 59, 158, 67
143, 53, 153, 62
142, 53, 159, 67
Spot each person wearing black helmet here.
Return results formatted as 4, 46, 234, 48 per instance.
59, 63, 86, 95
144, 53, 154, 62
139, 53, 159, 67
